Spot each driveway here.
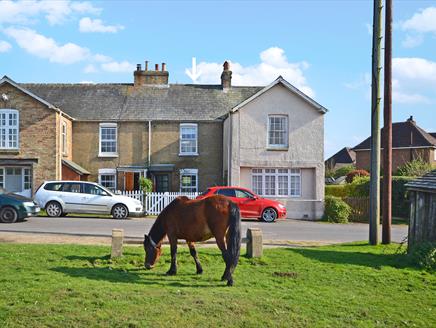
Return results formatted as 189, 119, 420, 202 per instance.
0, 216, 408, 244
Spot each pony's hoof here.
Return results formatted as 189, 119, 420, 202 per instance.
226, 279, 234, 287
196, 269, 203, 275
166, 270, 177, 276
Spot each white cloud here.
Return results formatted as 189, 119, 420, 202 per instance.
365, 23, 372, 36
79, 17, 124, 33
392, 57, 436, 104
4, 27, 89, 64
0, 0, 101, 25
93, 53, 112, 63
79, 80, 95, 84
101, 60, 134, 73
0, 40, 12, 53
401, 7, 436, 34
193, 47, 315, 97
401, 34, 423, 48
344, 73, 371, 90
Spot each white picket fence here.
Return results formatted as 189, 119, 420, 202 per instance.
118, 190, 199, 215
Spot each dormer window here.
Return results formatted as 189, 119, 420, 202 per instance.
0, 109, 19, 149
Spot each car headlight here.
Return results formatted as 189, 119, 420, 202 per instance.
23, 201, 35, 208
278, 203, 286, 209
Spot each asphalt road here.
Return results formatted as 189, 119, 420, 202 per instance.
0, 216, 408, 244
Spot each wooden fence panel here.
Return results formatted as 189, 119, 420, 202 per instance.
344, 197, 370, 222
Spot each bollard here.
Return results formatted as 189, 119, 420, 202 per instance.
246, 228, 263, 258
111, 229, 124, 259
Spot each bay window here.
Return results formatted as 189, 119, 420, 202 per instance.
252, 168, 301, 197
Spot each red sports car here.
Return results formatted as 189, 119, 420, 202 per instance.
196, 186, 287, 222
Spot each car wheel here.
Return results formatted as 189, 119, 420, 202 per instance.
46, 201, 63, 217
112, 204, 128, 219
60, 213, 68, 217
0, 206, 18, 223
261, 207, 277, 223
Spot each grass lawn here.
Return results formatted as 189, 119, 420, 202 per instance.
0, 243, 434, 327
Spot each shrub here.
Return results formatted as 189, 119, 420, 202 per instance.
139, 177, 153, 193
346, 176, 370, 197
323, 195, 351, 223
346, 170, 370, 183
333, 165, 355, 179
390, 176, 414, 218
325, 185, 348, 198
396, 159, 433, 177
408, 242, 436, 271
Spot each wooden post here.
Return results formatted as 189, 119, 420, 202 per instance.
111, 229, 124, 258
246, 228, 263, 258
369, 0, 383, 245
382, 0, 392, 245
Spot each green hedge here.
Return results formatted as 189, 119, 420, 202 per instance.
324, 176, 413, 219
323, 195, 351, 223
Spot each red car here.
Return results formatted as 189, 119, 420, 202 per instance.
197, 186, 287, 222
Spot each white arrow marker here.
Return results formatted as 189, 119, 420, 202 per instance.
185, 57, 202, 83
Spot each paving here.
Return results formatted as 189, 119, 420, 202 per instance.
0, 216, 408, 246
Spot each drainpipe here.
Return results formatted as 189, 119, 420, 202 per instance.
228, 113, 232, 185
148, 120, 152, 167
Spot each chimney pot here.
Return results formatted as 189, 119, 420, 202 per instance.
136, 64, 141, 71
155, 63, 159, 71
145, 61, 148, 71
223, 61, 230, 71
162, 63, 166, 72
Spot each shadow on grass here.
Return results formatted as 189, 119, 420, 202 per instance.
288, 247, 415, 270
51, 266, 226, 288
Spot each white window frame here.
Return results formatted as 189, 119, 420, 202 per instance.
267, 115, 288, 149
98, 168, 117, 190
0, 109, 19, 150
251, 168, 301, 197
180, 168, 198, 192
61, 121, 67, 155
179, 123, 198, 156
99, 123, 118, 157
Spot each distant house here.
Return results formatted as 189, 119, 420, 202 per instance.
325, 147, 356, 171
353, 116, 436, 172
0, 61, 327, 219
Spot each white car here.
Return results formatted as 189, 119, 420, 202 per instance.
34, 181, 143, 219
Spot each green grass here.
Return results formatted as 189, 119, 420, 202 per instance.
0, 243, 435, 327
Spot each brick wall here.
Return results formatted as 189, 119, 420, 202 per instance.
0, 83, 63, 194
72, 120, 223, 191
355, 148, 432, 173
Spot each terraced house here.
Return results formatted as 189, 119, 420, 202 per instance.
0, 61, 327, 218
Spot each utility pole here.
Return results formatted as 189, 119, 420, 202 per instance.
382, 0, 392, 244
370, 0, 383, 245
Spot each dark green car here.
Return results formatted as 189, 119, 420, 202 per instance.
0, 192, 40, 223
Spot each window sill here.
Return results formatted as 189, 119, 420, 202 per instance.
0, 149, 19, 154
178, 153, 199, 157
98, 153, 119, 158
266, 147, 288, 151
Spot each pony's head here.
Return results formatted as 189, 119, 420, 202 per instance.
143, 234, 162, 269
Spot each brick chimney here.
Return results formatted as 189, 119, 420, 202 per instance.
221, 61, 232, 90
134, 61, 169, 86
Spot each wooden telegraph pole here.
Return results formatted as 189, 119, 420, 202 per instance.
382, 0, 392, 244
370, 0, 383, 245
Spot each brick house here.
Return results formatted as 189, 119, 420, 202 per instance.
0, 61, 327, 218
325, 147, 356, 171
353, 116, 436, 172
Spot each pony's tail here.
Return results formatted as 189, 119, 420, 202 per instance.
227, 201, 241, 270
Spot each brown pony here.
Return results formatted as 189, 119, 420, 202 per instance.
143, 195, 241, 286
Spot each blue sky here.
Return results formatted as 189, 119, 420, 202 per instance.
0, 0, 435, 158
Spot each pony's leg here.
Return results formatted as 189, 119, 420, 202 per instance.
166, 236, 178, 276
215, 237, 231, 282
187, 241, 203, 274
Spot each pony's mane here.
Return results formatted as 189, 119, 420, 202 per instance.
149, 196, 190, 243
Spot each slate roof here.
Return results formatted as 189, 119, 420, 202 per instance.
353, 118, 436, 150
406, 170, 436, 192
20, 83, 262, 121
431, 133, 436, 139
325, 147, 356, 164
